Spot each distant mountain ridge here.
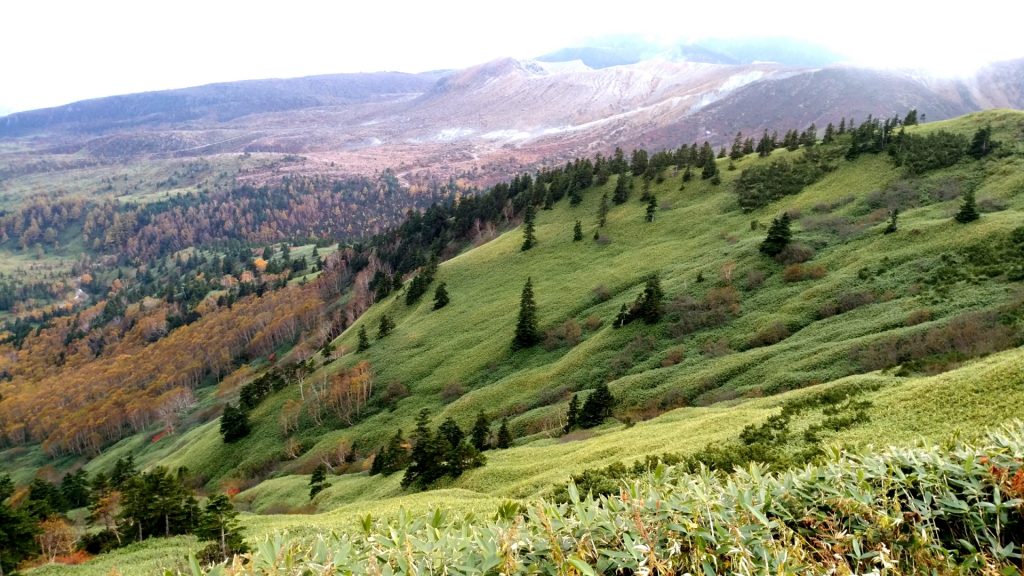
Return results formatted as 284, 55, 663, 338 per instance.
1, 52, 1022, 184
0, 71, 446, 136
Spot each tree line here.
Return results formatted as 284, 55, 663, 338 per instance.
0, 455, 246, 573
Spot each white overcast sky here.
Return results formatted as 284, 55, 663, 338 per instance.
2, 0, 1023, 114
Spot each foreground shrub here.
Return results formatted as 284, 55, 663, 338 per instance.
182, 423, 1024, 575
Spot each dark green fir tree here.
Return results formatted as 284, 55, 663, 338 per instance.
512, 277, 541, 350
309, 464, 329, 500
563, 394, 579, 433
378, 314, 395, 338
954, 189, 980, 223
471, 411, 490, 451
701, 155, 719, 180
573, 220, 583, 241
496, 418, 513, 449
760, 213, 792, 256
521, 205, 537, 250
613, 174, 630, 205
220, 403, 250, 443
432, 282, 450, 310
579, 382, 615, 428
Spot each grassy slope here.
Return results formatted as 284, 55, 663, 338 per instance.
123, 110, 1024, 485
35, 347, 1024, 574
25, 109, 1024, 573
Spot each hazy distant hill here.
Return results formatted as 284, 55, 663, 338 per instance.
0, 71, 446, 136
1, 52, 1021, 184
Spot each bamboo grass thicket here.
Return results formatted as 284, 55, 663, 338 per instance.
181, 422, 1024, 575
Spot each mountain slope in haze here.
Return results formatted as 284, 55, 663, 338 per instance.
0, 71, 446, 136
2, 55, 1022, 188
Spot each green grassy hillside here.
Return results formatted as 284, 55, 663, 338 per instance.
19, 109, 1024, 574
107, 110, 1024, 487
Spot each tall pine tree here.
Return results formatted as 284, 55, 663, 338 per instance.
597, 192, 609, 227
612, 174, 630, 205
954, 189, 980, 223
645, 195, 657, 222
701, 155, 718, 180
378, 315, 394, 338
512, 277, 541, 350
471, 412, 490, 451
496, 418, 513, 449
521, 205, 537, 250
563, 394, 579, 433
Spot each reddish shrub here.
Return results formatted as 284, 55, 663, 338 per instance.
775, 243, 815, 265
661, 347, 685, 367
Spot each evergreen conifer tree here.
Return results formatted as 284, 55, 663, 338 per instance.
357, 325, 370, 352
645, 195, 657, 222
432, 282, 450, 310
563, 394, 579, 433
701, 155, 718, 180
471, 412, 490, 451
521, 205, 537, 250
372, 429, 410, 476
785, 130, 800, 151
756, 130, 773, 157
0, 473, 39, 573
220, 403, 250, 443
760, 213, 792, 256
597, 192, 609, 227
573, 220, 583, 241
822, 123, 836, 144
579, 383, 615, 428
402, 410, 441, 489
801, 123, 817, 147
613, 174, 630, 204
729, 132, 745, 160
197, 494, 248, 562
309, 464, 329, 500
438, 417, 465, 449
378, 315, 394, 338
968, 125, 996, 159
512, 277, 541, 350
634, 275, 664, 324
954, 189, 980, 223
568, 182, 583, 206
496, 418, 513, 449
